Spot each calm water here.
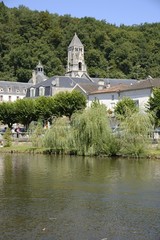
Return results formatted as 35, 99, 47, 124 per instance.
0, 154, 160, 240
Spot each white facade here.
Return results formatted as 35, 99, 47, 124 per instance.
120, 88, 152, 111
0, 81, 32, 103
88, 86, 153, 112
0, 93, 24, 102
88, 92, 120, 111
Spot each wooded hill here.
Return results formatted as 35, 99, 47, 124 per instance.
0, 2, 160, 82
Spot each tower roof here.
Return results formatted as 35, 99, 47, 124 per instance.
36, 61, 43, 69
68, 33, 83, 48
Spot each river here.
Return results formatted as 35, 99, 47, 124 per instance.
0, 154, 160, 240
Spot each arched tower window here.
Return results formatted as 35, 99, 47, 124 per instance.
78, 62, 82, 71
38, 67, 43, 72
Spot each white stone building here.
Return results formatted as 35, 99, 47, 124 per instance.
88, 78, 160, 112
0, 81, 31, 103
0, 61, 47, 102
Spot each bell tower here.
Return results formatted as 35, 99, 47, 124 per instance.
36, 61, 44, 75
65, 33, 87, 78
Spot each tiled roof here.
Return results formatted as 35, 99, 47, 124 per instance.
89, 78, 160, 95
28, 73, 48, 84
119, 78, 160, 92
74, 83, 99, 93
68, 33, 83, 48
27, 76, 93, 89
0, 81, 32, 95
92, 78, 138, 86
90, 84, 129, 94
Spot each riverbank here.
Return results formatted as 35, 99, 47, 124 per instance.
0, 141, 160, 159
0, 141, 45, 154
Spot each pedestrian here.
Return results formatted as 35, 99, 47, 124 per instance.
15, 127, 20, 138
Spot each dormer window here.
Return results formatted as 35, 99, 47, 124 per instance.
39, 86, 45, 96
30, 88, 35, 97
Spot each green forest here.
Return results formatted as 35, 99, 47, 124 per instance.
0, 2, 160, 82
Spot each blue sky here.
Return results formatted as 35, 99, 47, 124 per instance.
3, 0, 160, 26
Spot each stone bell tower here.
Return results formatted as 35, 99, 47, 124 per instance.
65, 33, 87, 78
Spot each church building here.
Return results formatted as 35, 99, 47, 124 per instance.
26, 33, 96, 98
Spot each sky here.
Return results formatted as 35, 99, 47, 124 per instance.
2, 0, 160, 26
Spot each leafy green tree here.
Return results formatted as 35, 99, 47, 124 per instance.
53, 91, 86, 119
71, 101, 118, 156
30, 121, 45, 147
34, 96, 55, 123
0, 102, 16, 128
147, 88, 160, 127
119, 111, 152, 157
14, 98, 36, 129
114, 97, 138, 120
43, 117, 73, 153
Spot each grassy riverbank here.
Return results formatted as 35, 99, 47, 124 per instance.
0, 141, 46, 154
0, 141, 160, 159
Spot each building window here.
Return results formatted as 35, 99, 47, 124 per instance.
39, 86, 45, 96
8, 96, 11, 101
112, 95, 114, 100
78, 62, 82, 70
16, 89, 20, 93
17, 96, 20, 100
30, 88, 35, 97
0, 95, 3, 101
8, 87, 12, 93
0, 88, 3, 92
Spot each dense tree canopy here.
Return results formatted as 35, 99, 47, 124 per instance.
0, 2, 160, 82
0, 91, 86, 129
52, 90, 87, 119
0, 102, 16, 128
14, 98, 37, 128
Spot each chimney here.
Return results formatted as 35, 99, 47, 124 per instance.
32, 70, 36, 85
55, 77, 59, 87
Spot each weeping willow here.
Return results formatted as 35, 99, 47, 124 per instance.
71, 102, 116, 156
30, 121, 45, 147
119, 111, 152, 157
43, 117, 75, 153
42, 102, 120, 156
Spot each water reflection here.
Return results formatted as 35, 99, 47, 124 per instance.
0, 154, 160, 240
